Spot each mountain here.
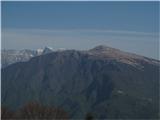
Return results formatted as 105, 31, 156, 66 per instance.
1, 45, 160, 119
1, 47, 54, 68
42, 47, 54, 54
1, 49, 37, 68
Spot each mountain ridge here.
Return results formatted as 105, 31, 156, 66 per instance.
2, 45, 159, 68
2, 45, 159, 119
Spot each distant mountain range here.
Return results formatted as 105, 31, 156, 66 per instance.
1, 47, 54, 68
1, 45, 160, 119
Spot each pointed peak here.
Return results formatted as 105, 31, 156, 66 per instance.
43, 47, 53, 54
44, 46, 53, 50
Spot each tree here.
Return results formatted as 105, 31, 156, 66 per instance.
85, 113, 94, 120
1, 106, 15, 119
1, 102, 69, 119
16, 102, 69, 119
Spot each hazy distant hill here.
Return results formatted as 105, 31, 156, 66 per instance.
2, 45, 160, 119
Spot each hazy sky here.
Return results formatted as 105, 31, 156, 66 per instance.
2, 1, 159, 59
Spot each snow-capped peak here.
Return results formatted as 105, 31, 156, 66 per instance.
36, 49, 44, 55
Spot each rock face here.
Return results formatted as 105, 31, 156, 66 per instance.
42, 47, 53, 54
1, 45, 160, 119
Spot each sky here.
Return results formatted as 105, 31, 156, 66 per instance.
1, 1, 159, 59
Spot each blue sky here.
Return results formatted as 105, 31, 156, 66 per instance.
1, 1, 159, 59
2, 1, 159, 32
